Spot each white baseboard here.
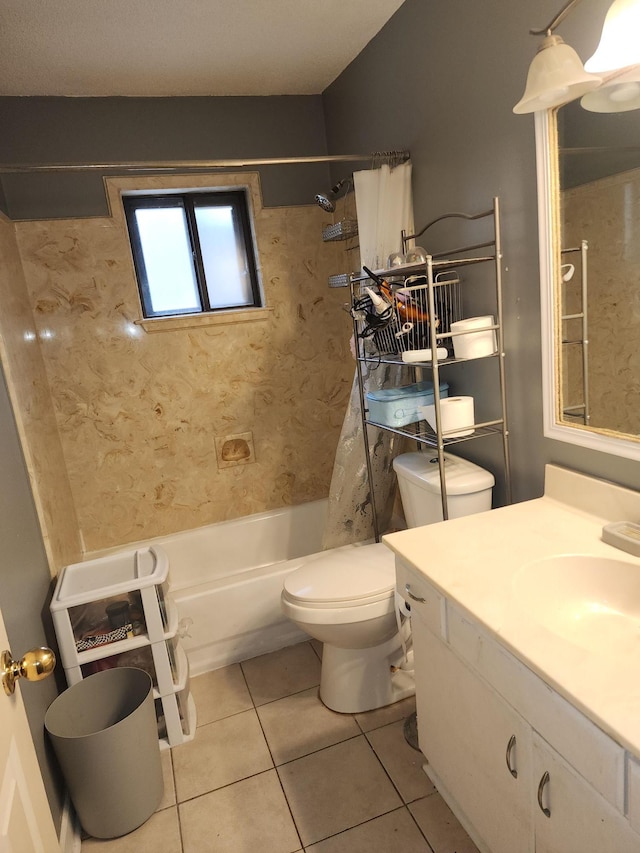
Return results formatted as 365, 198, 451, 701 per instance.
59, 794, 81, 853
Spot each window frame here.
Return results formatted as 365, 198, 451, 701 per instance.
123, 189, 262, 319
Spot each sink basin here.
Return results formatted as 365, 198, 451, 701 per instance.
512, 555, 640, 653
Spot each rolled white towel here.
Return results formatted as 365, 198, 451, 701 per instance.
402, 347, 448, 363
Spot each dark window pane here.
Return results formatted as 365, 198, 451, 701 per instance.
124, 190, 261, 319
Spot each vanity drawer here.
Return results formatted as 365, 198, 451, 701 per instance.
448, 604, 625, 812
395, 558, 444, 638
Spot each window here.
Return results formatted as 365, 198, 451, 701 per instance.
124, 191, 262, 318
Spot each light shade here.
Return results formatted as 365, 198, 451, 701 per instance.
581, 65, 640, 111
513, 35, 602, 114
585, 0, 640, 72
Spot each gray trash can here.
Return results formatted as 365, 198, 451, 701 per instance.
44, 667, 163, 839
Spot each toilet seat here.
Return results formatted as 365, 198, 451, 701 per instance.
282, 543, 395, 609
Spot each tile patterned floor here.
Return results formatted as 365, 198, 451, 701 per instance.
81, 641, 480, 852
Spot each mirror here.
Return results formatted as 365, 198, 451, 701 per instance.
536, 104, 640, 461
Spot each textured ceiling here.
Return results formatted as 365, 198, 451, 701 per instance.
0, 0, 406, 97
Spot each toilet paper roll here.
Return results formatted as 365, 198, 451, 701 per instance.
420, 396, 475, 438
395, 590, 412, 618
450, 316, 497, 360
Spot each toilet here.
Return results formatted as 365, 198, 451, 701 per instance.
281, 451, 495, 713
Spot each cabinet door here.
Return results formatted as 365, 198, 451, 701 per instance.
532, 732, 639, 853
413, 617, 534, 853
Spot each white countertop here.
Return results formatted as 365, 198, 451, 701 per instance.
383, 463, 640, 758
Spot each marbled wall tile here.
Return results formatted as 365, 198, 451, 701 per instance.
0, 214, 82, 572
15, 174, 354, 551
562, 167, 640, 436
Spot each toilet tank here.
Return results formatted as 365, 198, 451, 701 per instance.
392, 451, 495, 528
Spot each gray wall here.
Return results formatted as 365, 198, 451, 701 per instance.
0, 364, 64, 830
0, 95, 335, 218
322, 0, 640, 501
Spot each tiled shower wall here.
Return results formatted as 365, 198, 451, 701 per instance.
562, 166, 640, 435
0, 213, 82, 571
9, 172, 354, 557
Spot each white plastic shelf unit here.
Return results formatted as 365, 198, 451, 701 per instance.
351, 196, 512, 539
50, 545, 196, 750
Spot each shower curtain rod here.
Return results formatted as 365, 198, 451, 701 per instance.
0, 151, 410, 174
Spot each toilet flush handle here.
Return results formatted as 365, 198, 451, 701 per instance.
405, 584, 425, 603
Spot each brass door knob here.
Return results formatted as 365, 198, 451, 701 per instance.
2, 647, 56, 696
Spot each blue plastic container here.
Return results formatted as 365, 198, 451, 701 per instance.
366, 380, 449, 428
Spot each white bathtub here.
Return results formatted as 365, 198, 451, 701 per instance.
149, 499, 328, 675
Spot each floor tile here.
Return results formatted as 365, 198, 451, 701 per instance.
158, 748, 176, 810
409, 793, 481, 853
190, 663, 253, 726
305, 806, 432, 852
366, 719, 435, 803
278, 734, 402, 847
180, 769, 301, 853
257, 686, 360, 764
241, 642, 321, 705
173, 708, 273, 802
81, 806, 181, 852
355, 694, 416, 732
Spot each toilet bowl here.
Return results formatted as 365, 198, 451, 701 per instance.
281, 542, 411, 713
281, 451, 495, 713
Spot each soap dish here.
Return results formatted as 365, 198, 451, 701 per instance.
602, 521, 640, 557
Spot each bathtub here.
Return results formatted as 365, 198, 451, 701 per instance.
148, 499, 328, 675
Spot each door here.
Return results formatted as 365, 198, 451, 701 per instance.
0, 609, 59, 853
414, 616, 534, 853
532, 732, 639, 853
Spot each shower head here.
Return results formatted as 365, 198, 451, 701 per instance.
315, 191, 336, 213
314, 178, 349, 212
315, 191, 336, 212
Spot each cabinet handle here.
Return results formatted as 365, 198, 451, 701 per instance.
537, 771, 551, 818
405, 584, 425, 603
505, 734, 518, 778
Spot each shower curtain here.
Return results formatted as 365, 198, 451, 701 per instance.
322, 162, 415, 549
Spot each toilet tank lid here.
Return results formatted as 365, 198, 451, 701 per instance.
392, 451, 495, 495
282, 543, 395, 605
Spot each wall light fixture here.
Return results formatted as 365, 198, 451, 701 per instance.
514, 0, 640, 114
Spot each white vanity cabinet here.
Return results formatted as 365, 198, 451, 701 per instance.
398, 559, 640, 853
413, 615, 534, 853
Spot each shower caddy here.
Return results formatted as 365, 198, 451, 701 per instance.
350, 196, 512, 540
50, 544, 196, 750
